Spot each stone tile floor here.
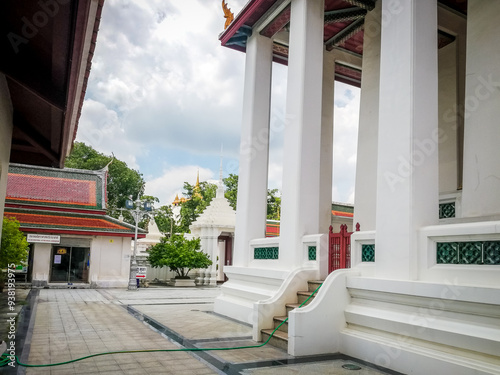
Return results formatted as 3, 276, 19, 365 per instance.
2, 287, 396, 375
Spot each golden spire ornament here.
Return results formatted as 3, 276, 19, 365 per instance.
222, 0, 234, 30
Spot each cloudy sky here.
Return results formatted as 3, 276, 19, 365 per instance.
77, 0, 360, 207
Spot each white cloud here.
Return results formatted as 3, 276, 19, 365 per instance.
144, 165, 214, 206
332, 82, 361, 203
78, 0, 360, 209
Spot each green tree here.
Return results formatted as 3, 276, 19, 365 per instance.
147, 235, 212, 278
154, 205, 178, 236
178, 181, 217, 232
267, 188, 281, 220
1, 217, 29, 271
65, 142, 146, 223
223, 174, 238, 210
222, 174, 281, 219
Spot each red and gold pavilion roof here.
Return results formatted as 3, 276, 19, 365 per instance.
5, 164, 144, 238
220, 0, 468, 88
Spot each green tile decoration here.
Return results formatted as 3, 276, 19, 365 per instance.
484, 242, 500, 264
254, 247, 279, 260
308, 246, 317, 261
437, 241, 500, 265
437, 242, 459, 264
361, 244, 375, 262
439, 202, 455, 219
459, 242, 482, 264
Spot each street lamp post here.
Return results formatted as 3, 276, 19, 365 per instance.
125, 198, 153, 291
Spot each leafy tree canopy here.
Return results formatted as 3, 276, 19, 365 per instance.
267, 188, 281, 220
154, 205, 178, 236
178, 181, 217, 233
223, 174, 238, 210
1, 217, 29, 270
222, 174, 281, 220
147, 235, 212, 278
65, 142, 147, 224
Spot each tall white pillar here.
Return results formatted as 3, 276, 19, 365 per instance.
353, 1, 381, 231
375, 0, 439, 279
280, 0, 325, 268
319, 49, 335, 233
461, 0, 500, 218
233, 34, 273, 267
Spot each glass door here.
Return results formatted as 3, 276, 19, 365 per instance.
70, 247, 89, 282
50, 246, 90, 283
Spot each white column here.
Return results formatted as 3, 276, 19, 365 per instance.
204, 231, 218, 286
280, 0, 325, 268
233, 34, 273, 267
319, 49, 335, 233
461, 0, 500, 218
353, 0, 381, 231
0, 74, 13, 235
375, 0, 439, 279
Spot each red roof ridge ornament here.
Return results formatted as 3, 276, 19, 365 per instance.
222, 0, 234, 30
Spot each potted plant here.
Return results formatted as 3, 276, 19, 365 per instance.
1, 217, 29, 292
147, 235, 211, 287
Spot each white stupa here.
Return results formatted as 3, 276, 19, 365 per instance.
135, 218, 163, 256
190, 162, 236, 285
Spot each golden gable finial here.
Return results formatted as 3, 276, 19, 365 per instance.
222, 0, 234, 30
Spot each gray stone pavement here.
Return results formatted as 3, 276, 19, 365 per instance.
4, 286, 396, 375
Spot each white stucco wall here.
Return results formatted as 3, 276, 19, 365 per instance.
438, 41, 459, 193
461, 0, 500, 217
90, 236, 131, 288
0, 73, 13, 235
31, 243, 51, 285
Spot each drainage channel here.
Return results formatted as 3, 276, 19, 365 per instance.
125, 305, 401, 375
5, 289, 39, 375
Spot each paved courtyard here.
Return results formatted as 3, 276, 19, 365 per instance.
3, 286, 396, 374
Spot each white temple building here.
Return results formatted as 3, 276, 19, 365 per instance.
190, 167, 236, 285
214, 0, 500, 374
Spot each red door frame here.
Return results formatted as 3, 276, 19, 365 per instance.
219, 234, 233, 282
328, 223, 359, 273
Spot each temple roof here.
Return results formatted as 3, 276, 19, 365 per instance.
3, 208, 142, 238
1, 0, 104, 167
220, 0, 468, 88
190, 194, 236, 229
6, 164, 107, 212
5, 163, 144, 238
190, 170, 236, 229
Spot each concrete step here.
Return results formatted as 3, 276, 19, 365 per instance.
308, 280, 324, 293
263, 280, 324, 352
261, 328, 288, 351
285, 303, 301, 315
297, 290, 316, 305
273, 316, 288, 333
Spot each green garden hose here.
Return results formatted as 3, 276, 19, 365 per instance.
1, 283, 322, 368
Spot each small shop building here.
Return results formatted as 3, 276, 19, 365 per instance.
4, 163, 145, 288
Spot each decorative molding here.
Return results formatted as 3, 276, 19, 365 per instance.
324, 7, 367, 25
325, 17, 364, 49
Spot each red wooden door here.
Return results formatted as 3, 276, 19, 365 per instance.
328, 224, 358, 273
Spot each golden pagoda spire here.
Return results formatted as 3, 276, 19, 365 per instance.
172, 194, 180, 206
193, 169, 202, 199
